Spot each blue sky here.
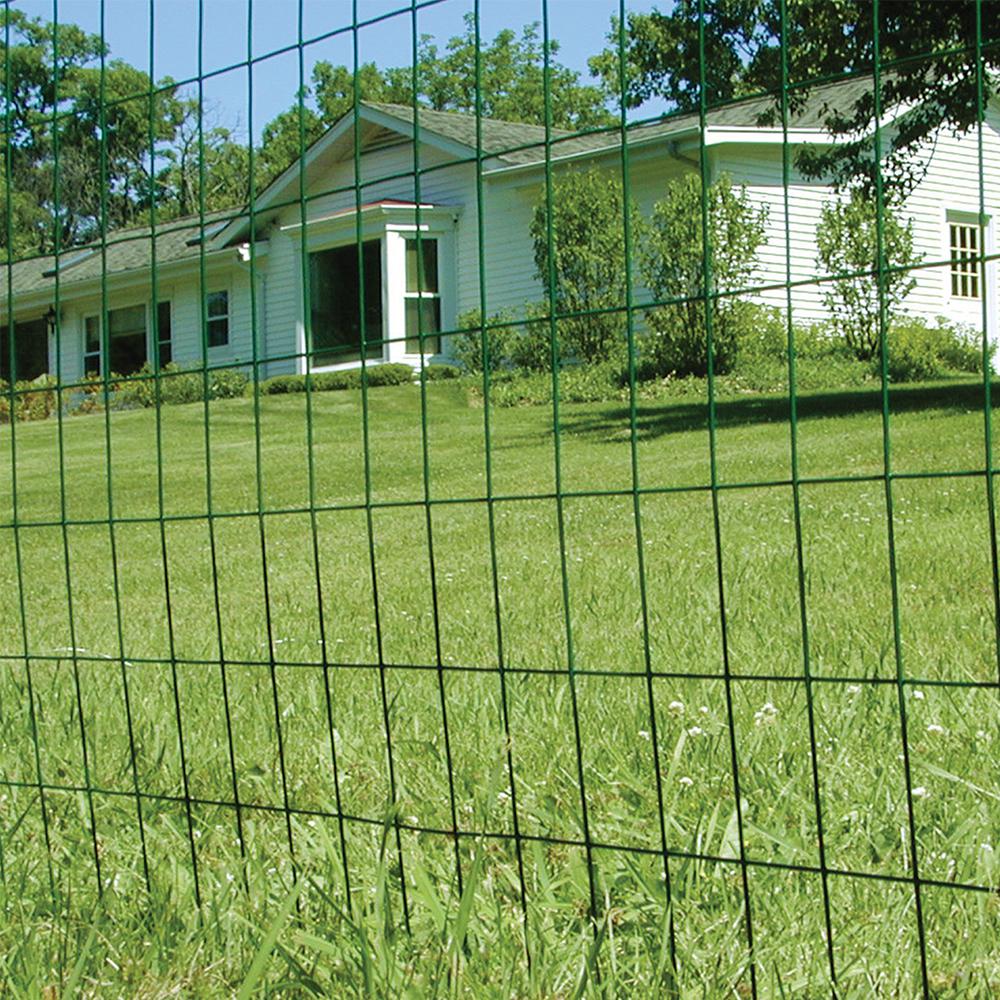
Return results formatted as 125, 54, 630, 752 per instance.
12, 0, 664, 140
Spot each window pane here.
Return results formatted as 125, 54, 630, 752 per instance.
405, 238, 438, 293
85, 315, 100, 353
207, 291, 228, 318
1, 318, 48, 382
108, 304, 145, 339
84, 353, 101, 376
208, 317, 229, 348
405, 298, 441, 354
309, 240, 382, 365
157, 301, 172, 341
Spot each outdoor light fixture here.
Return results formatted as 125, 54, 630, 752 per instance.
44, 305, 57, 333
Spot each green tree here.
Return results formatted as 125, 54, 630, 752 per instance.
590, 0, 1000, 193
639, 172, 767, 376
1, 8, 187, 251
529, 169, 637, 366
815, 190, 920, 361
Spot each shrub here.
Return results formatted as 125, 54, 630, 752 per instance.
884, 316, 990, 382
640, 173, 768, 377
159, 365, 206, 405
14, 374, 58, 421
210, 367, 250, 399
530, 168, 637, 365
511, 303, 557, 372
816, 190, 921, 361
451, 308, 518, 374
261, 363, 414, 395
365, 363, 414, 387
261, 374, 306, 394
421, 363, 462, 381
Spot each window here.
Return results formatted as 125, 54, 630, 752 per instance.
156, 301, 172, 367
309, 241, 383, 365
108, 304, 147, 375
84, 315, 101, 375
84, 303, 150, 377
404, 237, 440, 354
206, 290, 229, 347
949, 220, 981, 299
1, 317, 49, 382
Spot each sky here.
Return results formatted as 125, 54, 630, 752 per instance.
11, 0, 665, 140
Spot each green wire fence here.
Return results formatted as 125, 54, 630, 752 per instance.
2, 0, 999, 995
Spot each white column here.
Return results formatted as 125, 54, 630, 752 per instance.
383, 230, 406, 364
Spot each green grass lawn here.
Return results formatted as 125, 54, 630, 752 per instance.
1, 378, 998, 998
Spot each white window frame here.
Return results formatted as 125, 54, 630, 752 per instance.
946, 212, 983, 301
400, 233, 442, 358
83, 299, 151, 378
205, 288, 231, 349
283, 203, 457, 373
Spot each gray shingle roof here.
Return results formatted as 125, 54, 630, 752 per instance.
367, 75, 876, 167
3, 209, 236, 301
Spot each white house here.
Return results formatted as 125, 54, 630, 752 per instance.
2, 75, 998, 386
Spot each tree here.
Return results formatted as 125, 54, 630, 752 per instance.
529, 169, 637, 366
815, 190, 920, 361
590, 0, 1000, 194
639, 173, 767, 376
1, 8, 188, 252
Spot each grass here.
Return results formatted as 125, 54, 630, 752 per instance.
0, 376, 998, 997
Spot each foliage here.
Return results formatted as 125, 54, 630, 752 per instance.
815, 190, 921, 361
639, 172, 768, 377
885, 315, 990, 382
261, 364, 414, 395
311, 14, 612, 130
421, 363, 462, 381
591, 0, 1000, 194
0, 8, 189, 253
530, 170, 637, 367
450, 309, 517, 374
0, 374, 58, 422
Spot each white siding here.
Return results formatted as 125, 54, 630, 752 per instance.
714, 107, 1000, 335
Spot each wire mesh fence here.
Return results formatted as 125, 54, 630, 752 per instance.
2, 0, 999, 994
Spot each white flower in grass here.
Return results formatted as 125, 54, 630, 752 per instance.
976, 730, 989, 740
754, 702, 779, 726
912, 690, 925, 701
678, 776, 694, 789
912, 786, 929, 798
668, 700, 685, 715
846, 684, 861, 695
699, 706, 709, 715
687, 726, 703, 737
638, 730, 651, 740
926, 724, 945, 735
496, 790, 511, 806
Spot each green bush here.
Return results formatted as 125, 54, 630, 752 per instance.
365, 363, 414, 387
816, 191, 921, 361
261, 374, 307, 394
530, 169, 636, 365
210, 367, 250, 399
421, 363, 462, 381
884, 316, 990, 383
640, 173, 768, 377
12, 374, 58, 421
261, 363, 414, 395
450, 308, 518, 374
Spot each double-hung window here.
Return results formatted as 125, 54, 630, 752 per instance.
206, 290, 229, 347
949, 218, 981, 300
83, 301, 171, 376
404, 236, 441, 355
